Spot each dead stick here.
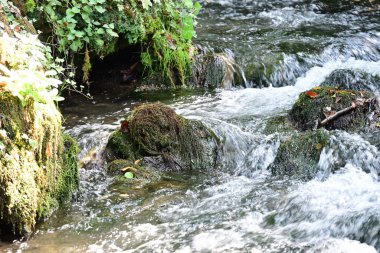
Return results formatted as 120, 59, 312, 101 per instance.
319, 105, 356, 127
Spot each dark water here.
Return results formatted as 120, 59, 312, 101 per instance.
3, 1, 380, 252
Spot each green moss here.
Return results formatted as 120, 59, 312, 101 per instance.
107, 103, 220, 172
289, 86, 371, 131
108, 159, 134, 175
0, 93, 79, 238
106, 130, 138, 161
269, 129, 330, 180
264, 115, 294, 135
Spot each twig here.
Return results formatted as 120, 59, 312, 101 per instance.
319, 105, 355, 127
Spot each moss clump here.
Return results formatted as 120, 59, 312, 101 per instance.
264, 115, 294, 135
106, 130, 138, 161
0, 92, 79, 238
269, 130, 330, 180
107, 103, 220, 172
289, 86, 372, 131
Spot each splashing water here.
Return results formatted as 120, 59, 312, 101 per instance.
3, 0, 380, 252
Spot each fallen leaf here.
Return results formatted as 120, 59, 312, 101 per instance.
120, 120, 129, 133
0, 81, 7, 87
305, 90, 318, 99
316, 143, 323, 150
134, 159, 141, 165
323, 110, 336, 118
124, 172, 134, 179
376, 122, 380, 128
121, 166, 137, 172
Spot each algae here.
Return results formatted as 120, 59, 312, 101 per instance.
289, 86, 371, 131
269, 129, 330, 180
0, 92, 79, 238
106, 103, 220, 173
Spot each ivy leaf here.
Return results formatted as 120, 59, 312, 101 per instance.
71, 6, 81, 13
95, 5, 106, 13
106, 29, 119, 37
140, 0, 152, 9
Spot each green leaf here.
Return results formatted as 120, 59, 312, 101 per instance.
106, 29, 119, 37
140, 0, 152, 9
71, 6, 81, 13
183, 0, 193, 9
67, 33, 75, 40
96, 28, 105, 34
95, 5, 106, 13
124, 172, 134, 179
194, 2, 201, 15
66, 9, 75, 18
75, 31, 85, 37
95, 39, 104, 46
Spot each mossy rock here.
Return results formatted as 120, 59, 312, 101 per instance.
321, 69, 380, 92
106, 103, 220, 172
107, 159, 160, 183
192, 50, 245, 89
0, 92, 79, 238
289, 86, 373, 131
264, 115, 295, 135
269, 130, 330, 180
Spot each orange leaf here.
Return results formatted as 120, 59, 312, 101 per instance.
305, 90, 318, 99
0, 81, 7, 87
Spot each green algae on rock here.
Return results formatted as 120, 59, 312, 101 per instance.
106, 103, 221, 173
289, 86, 374, 131
0, 7, 79, 238
269, 129, 330, 180
0, 93, 79, 238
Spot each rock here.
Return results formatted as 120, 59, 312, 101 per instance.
191, 48, 246, 89
264, 115, 295, 135
0, 92, 79, 238
269, 130, 330, 180
289, 86, 377, 131
106, 103, 221, 173
321, 69, 380, 92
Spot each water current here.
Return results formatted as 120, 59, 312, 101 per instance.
3, 0, 380, 252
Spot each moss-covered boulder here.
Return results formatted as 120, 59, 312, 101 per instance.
106, 103, 220, 173
269, 130, 330, 180
321, 69, 380, 92
289, 86, 376, 131
264, 115, 295, 135
0, 92, 79, 238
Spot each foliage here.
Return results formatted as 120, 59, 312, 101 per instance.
31, 0, 201, 86
0, 0, 69, 104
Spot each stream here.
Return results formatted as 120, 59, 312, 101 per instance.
3, 0, 380, 252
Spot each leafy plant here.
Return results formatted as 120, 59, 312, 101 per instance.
29, 0, 201, 86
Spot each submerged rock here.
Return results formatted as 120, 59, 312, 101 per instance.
106, 103, 221, 174
0, 92, 79, 238
289, 86, 378, 131
321, 69, 380, 92
269, 130, 330, 180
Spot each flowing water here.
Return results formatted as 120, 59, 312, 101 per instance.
3, 0, 380, 252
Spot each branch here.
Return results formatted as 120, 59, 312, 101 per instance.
319, 105, 356, 127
